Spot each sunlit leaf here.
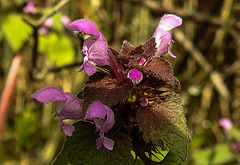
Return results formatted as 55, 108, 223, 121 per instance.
161, 152, 186, 165
52, 12, 63, 31
39, 33, 74, 66
2, 14, 32, 51
192, 142, 235, 165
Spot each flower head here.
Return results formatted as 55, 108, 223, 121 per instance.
85, 102, 115, 150
67, 19, 111, 76
153, 14, 182, 58
127, 69, 143, 84
219, 118, 233, 132
31, 87, 83, 136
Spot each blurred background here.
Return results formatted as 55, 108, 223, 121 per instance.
0, 0, 240, 164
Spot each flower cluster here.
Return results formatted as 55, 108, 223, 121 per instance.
32, 88, 115, 149
32, 14, 189, 162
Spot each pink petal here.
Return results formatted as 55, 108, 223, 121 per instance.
67, 19, 100, 36
60, 120, 75, 136
85, 102, 115, 132
57, 93, 83, 120
158, 14, 182, 31
84, 59, 97, 76
31, 87, 66, 103
102, 136, 114, 150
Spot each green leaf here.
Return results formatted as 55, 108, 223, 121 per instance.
15, 106, 38, 147
2, 14, 32, 51
56, 121, 134, 165
192, 142, 235, 165
52, 146, 70, 165
52, 12, 63, 31
136, 92, 190, 161
161, 152, 186, 165
39, 33, 74, 66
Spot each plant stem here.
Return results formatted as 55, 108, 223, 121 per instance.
0, 54, 22, 141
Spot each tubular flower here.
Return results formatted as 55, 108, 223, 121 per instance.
153, 14, 182, 58
31, 87, 83, 136
67, 19, 111, 76
85, 102, 115, 150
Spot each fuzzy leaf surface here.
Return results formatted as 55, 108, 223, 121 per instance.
143, 58, 180, 91
63, 121, 133, 165
83, 72, 133, 113
136, 92, 189, 161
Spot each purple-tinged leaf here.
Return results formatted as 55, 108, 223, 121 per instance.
83, 72, 133, 113
143, 58, 181, 91
136, 92, 190, 161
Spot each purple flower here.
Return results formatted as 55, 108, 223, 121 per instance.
153, 14, 182, 58
85, 102, 115, 150
23, 0, 37, 14
219, 118, 233, 132
31, 87, 83, 136
127, 69, 143, 84
67, 19, 111, 76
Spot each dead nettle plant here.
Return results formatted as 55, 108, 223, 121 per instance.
32, 14, 191, 164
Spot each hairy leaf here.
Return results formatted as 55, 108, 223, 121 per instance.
143, 58, 180, 91
61, 121, 133, 165
83, 72, 133, 113
118, 38, 156, 68
136, 92, 190, 161
52, 147, 70, 165
161, 152, 186, 165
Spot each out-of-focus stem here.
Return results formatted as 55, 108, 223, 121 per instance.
0, 54, 22, 141
23, 0, 71, 28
